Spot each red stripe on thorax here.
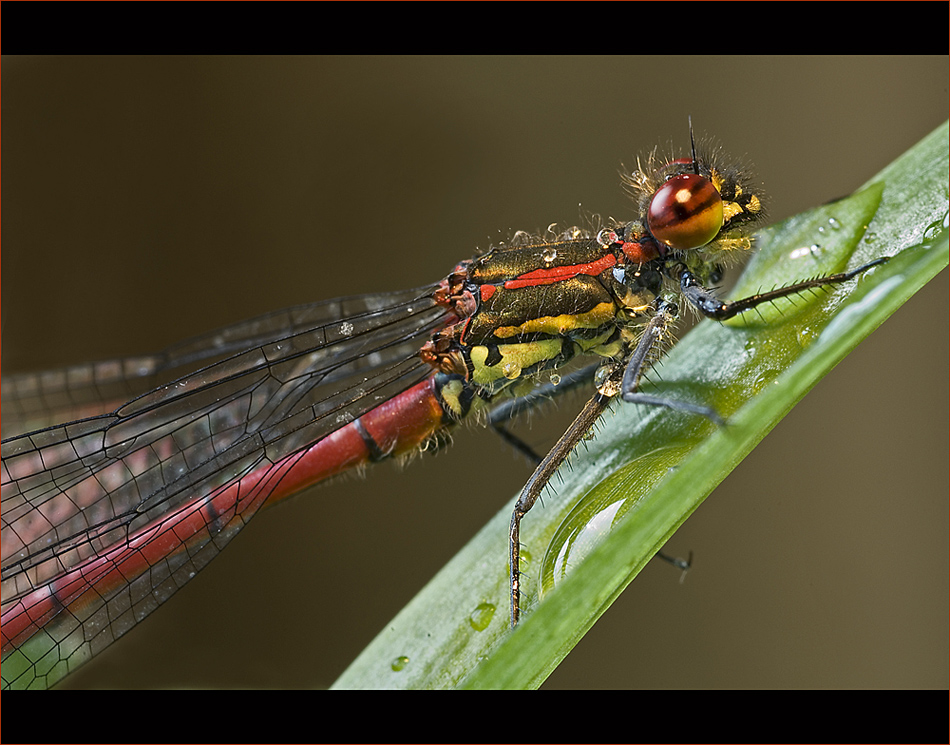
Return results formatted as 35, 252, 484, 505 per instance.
502, 253, 616, 290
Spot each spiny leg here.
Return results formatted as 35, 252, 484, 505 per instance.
679, 257, 889, 321
509, 389, 611, 626
510, 304, 686, 626
620, 300, 723, 422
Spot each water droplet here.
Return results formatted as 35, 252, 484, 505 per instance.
502, 361, 522, 380
789, 244, 821, 261
468, 602, 496, 631
540, 446, 689, 599
596, 229, 617, 247
864, 231, 878, 244
549, 373, 562, 386
797, 324, 818, 349
391, 655, 410, 672
749, 367, 780, 395
564, 226, 583, 240
827, 217, 841, 230
922, 211, 949, 242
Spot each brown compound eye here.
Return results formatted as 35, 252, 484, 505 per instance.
647, 173, 724, 251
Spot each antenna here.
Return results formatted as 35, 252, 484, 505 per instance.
688, 115, 699, 175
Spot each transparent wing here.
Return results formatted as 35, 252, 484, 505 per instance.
2, 289, 442, 437
1, 284, 450, 688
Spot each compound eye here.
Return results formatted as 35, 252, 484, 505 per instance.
647, 173, 724, 251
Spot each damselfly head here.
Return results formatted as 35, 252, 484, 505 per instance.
622, 133, 766, 264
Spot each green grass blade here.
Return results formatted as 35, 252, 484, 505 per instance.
333, 121, 948, 690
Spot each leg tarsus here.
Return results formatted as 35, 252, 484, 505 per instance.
656, 549, 693, 582
622, 391, 724, 425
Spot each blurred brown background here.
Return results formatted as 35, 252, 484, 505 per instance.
3, 56, 947, 689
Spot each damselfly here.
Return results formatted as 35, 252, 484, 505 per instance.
1, 126, 890, 689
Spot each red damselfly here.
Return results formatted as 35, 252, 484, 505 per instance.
1, 126, 897, 690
